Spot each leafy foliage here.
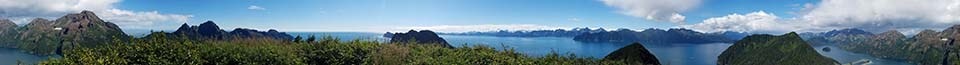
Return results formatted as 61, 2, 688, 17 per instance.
39, 33, 627, 65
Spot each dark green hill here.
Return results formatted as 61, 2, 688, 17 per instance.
717, 32, 838, 65
390, 30, 452, 48
603, 42, 660, 65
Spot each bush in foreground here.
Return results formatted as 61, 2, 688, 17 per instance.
39, 35, 628, 65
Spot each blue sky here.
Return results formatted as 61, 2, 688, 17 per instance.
3, 0, 959, 34
111, 0, 812, 32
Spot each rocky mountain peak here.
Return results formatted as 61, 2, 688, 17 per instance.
0, 19, 14, 28
197, 21, 226, 37
877, 30, 906, 38
9, 11, 131, 55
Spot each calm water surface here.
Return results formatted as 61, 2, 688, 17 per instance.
0, 48, 57, 65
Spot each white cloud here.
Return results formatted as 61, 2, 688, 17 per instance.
683, 0, 960, 34
799, 0, 960, 32
600, 0, 701, 24
681, 11, 799, 33
0, 0, 191, 28
397, 24, 567, 32
247, 5, 265, 10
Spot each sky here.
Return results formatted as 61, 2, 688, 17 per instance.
1, 0, 959, 35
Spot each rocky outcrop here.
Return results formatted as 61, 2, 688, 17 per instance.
390, 30, 451, 47
603, 42, 660, 65
718, 32, 839, 65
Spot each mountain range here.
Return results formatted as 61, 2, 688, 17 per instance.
144, 21, 295, 41
573, 28, 742, 43
800, 29, 874, 46
839, 25, 960, 64
437, 27, 607, 37
0, 11, 296, 55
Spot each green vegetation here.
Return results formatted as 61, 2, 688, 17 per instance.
38, 32, 630, 65
717, 32, 839, 65
603, 42, 660, 65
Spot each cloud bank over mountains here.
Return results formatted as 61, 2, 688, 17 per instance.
0, 0, 191, 29
679, 0, 960, 34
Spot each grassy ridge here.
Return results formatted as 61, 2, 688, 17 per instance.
38, 33, 629, 65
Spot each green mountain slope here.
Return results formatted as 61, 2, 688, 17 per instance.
717, 32, 838, 65
603, 42, 660, 65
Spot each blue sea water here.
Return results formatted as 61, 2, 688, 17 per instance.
0, 32, 910, 65
0, 48, 57, 65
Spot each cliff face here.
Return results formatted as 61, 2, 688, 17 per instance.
390, 30, 451, 47
4, 11, 131, 55
718, 32, 838, 65
603, 42, 660, 65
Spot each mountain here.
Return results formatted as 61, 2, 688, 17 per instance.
172, 21, 228, 39
439, 27, 607, 37
714, 31, 750, 40
0, 19, 18, 46
390, 30, 452, 47
603, 42, 660, 65
230, 28, 294, 40
148, 21, 294, 41
800, 28, 874, 46
573, 28, 737, 43
3, 11, 132, 55
839, 25, 960, 64
717, 32, 839, 65
383, 32, 394, 38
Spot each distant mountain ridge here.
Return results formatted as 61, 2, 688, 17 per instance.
800, 28, 874, 46
438, 27, 607, 37
146, 21, 294, 41
573, 28, 741, 43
